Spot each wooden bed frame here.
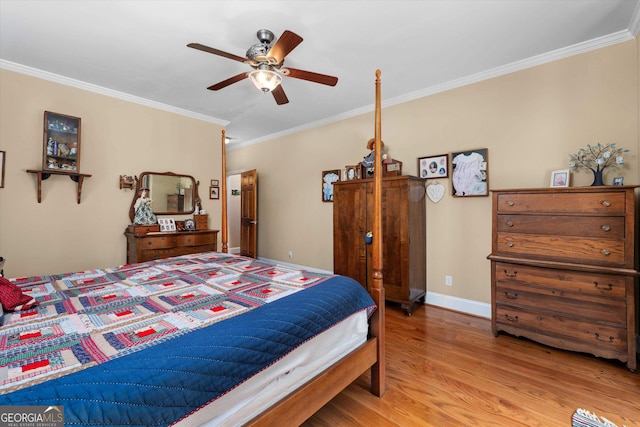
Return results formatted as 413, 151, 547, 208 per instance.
218, 70, 387, 425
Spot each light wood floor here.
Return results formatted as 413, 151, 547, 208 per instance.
303, 303, 640, 427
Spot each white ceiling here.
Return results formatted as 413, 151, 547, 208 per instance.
1, 1, 639, 147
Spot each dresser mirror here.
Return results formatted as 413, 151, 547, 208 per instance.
128, 172, 200, 222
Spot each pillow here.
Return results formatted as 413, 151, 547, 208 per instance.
0, 276, 39, 311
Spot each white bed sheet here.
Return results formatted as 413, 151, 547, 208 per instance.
173, 310, 369, 426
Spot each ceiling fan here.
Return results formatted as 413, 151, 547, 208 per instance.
188, 29, 338, 105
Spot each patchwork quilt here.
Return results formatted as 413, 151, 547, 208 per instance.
0, 252, 376, 425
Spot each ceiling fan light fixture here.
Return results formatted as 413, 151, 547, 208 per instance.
248, 66, 282, 93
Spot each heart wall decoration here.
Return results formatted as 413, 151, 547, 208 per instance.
426, 182, 445, 203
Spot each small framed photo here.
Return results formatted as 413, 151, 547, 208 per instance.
612, 176, 624, 186
344, 165, 360, 181
184, 218, 196, 230
158, 218, 176, 232
418, 154, 448, 179
550, 169, 570, 188
451, 148, 489, 197
322, 170, 340, 202
210, 186, 220, 199
211, 179, 219, 186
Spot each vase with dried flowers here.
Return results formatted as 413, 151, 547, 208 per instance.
568, 143, 628, 186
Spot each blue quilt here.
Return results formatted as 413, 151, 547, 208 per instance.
0, 253, 375, 426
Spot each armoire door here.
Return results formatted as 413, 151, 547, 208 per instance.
365, 179, 406, 301
333, 182, 367, 288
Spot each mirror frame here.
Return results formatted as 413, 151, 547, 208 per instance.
128, 171, 200, 223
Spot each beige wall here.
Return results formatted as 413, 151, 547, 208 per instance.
0, 39, 637, 310
0, 69, 224, 277
227, 39, 639, 305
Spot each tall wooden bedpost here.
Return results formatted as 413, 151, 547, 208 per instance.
221, 129, 228, 253
371, 69, 386, 396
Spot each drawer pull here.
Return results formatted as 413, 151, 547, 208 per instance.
503, 291, 518, 299
507, 201, 515, 206
601, 200, 611, 207
506, 221, 514, 227
503, 270, 517, 278
594, 281, 613, 291
601, 249, 610, 256
601, 225, 611, 232
594, 333, 614, 343
507, 242, 514, 247
504, 314, 519, 322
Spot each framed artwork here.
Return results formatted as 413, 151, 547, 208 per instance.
344, 165, 360, 181
451, 148, 489, 197
612, 176, 624, 186
418, 154, 448, 179
210, 186, 220, 200
211, 179, 219, 186
322, 170, 340, 202
550, 169, 570, 188
0, 150, 5, 188
184, 218, 196, 230
158, 218, 176, 232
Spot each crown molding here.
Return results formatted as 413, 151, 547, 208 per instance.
231, 29, 635, 150
0, 59, 229, 126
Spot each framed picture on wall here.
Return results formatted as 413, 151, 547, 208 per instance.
418, 154, 448, 179
210, 186, 220, 200
451, 148, 489, 197
322, 170, 340, 202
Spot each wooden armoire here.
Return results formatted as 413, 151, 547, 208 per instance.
333, 175, 426, 315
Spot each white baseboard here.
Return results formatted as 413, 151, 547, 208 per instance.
257, 257, 333, 275
425, 291, 491, 319
229, 247, 241, 254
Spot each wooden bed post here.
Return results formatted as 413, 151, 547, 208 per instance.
370, 69, 386, 397
221, 129, 228, 253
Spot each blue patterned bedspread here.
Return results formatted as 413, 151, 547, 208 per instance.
0, 252, 375, 426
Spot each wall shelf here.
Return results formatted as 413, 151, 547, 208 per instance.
26, 169, 92, 204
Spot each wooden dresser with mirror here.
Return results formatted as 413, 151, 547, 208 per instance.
124, 171, 218, 264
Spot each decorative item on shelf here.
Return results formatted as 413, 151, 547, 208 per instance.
43, 111, 81, 173
612, 176, 624, 186
569, 142, 628, 186
119, 175, 134, 190
426, 181, 446, 203
550, 169, 570, 188
183, 219, 196, 230
133, 189, 157, 225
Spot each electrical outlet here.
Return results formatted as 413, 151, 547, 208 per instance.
445, 275, 453, 286
288, 250, 293, 258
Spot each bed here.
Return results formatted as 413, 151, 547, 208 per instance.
0, 70, 387, 425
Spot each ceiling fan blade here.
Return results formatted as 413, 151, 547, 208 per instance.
271, 85, 289, 105
284, 67, 338, 86
187, 42, 247, 63
267, 30, 303, 64
207, 72, 248, 91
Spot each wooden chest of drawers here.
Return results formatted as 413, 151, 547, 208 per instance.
124, 228, 219, 263
488, 187, 638, 371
